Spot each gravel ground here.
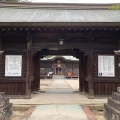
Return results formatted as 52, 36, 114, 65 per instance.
92, 110, 106, 120
9, 106, 32, 120
9, 110, 26, 120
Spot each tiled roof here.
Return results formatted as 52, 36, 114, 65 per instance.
0, 8, 120, 22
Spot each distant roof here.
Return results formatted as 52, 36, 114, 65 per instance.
41, 56, 79, 61
0, 3, 120, 27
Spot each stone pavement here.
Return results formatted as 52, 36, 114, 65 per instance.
10, 79, 107, 120
10, 79, 107, 105
28, 105, 89, 120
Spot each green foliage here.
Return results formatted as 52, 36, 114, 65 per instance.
109, 4, 120, 10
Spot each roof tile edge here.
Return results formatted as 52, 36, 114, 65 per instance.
0, 2, 117, 10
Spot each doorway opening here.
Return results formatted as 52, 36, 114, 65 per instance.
31, 48, 88, 101
40, 55, 79, 91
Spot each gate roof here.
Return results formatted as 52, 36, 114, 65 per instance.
0, 8, 120, 23
0, 2, 120, 27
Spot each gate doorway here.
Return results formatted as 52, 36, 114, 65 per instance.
32, 49, 86, 93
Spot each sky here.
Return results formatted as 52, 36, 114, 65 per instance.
32, 0, 120, 3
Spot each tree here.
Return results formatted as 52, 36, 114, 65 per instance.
109, 4, 120, 10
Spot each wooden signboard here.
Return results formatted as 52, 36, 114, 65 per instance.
5, 55, 22, 77
98, 55, 115, 77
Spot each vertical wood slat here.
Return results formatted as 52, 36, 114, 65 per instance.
0, 82, 26, 95
94, 82, 120, 95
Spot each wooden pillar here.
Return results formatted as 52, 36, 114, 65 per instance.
88, 50, 94, 98
79, 58, 81, 91
26, 32, 32, 96
79, 54, 85, 92
39, 55, 41, 90
0, 34, 1, 50
0, 33, 3, 81
118, 40, 120, 80
33, 52, 40, 91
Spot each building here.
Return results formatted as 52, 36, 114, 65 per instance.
40, 56, 79, 79
0, 2, 120, 98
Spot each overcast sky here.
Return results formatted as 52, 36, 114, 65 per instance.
32, 0, 120, 3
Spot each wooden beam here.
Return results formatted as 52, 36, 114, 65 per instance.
39, 49, 80, 56
26, 32, 32, 96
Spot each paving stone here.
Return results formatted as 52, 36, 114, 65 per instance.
28, 105, 89, 120
10, 79, 107, 105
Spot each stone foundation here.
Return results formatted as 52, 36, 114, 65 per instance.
104, 87, 120, 120
0, 92, 13, 120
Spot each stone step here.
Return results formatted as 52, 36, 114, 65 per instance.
0, 98, 9, 108
108, 98, 120, 111
117, 87, 120, 93
0, 103, 13, 120
112, 92, 120, 101
104, 103, 120, 120
0, 92, 5, 99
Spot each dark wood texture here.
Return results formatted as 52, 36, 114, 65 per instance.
94, 82, 120, 95
79, 58, 81, 90
0, 82, 26, 95
79, 54, 85, 91
0, 51, 26, 95
0, 34, 2, 82
0, 28, 120, 97
26, 33, 32, 96
32, 52, 40, 91
87, 50, 94, 98
0, 33, 1, 51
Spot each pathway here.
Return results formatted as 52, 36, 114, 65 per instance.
26, 79, 105, 120
28, 105, 89, 120
10, 79, 107, 105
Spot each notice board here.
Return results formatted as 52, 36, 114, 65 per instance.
98, 55, 115, 77
5, 55, 22, 77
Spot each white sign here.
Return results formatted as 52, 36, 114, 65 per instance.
98, 55, 115, 77
5, 55, 22, 77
